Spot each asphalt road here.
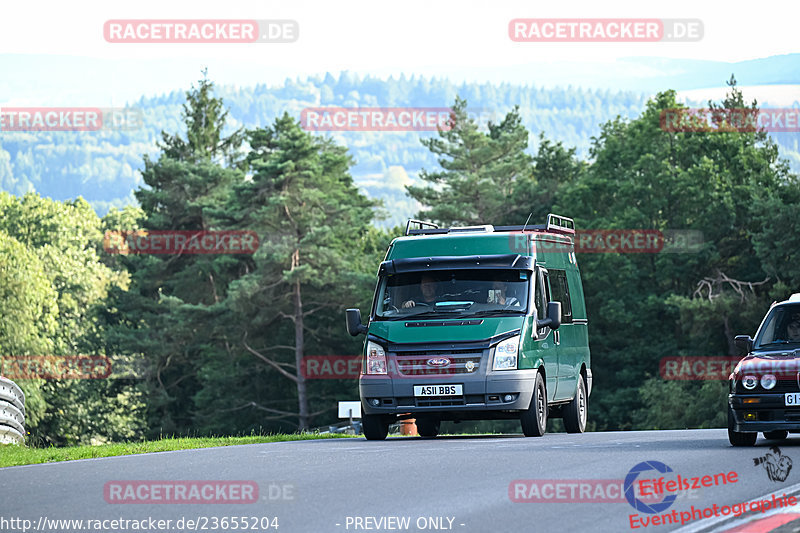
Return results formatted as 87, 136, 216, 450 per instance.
3, 430, 800, 533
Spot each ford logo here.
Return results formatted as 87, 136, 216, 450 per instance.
427, 357, 451, 367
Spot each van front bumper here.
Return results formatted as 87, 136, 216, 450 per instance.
729, 393, 800, 432
359, 369, 536, 416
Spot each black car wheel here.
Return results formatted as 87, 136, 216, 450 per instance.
764, 430, 789, 440
521, 371, 547, 437
728, 406, 757, 447
563, 374, 587, 434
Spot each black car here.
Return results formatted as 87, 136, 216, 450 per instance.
728, 296, 800, 446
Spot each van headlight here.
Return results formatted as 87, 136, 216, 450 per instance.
366, 341, 387, 375
493, 335, 520, 370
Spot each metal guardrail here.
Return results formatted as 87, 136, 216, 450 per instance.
318, 420, 363, 435
0, 376, 25, 444
316, 421, 411, 436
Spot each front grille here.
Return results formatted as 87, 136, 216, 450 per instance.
394, 351, 483, 376
772, 380, 800, 393
416, 398, 466, 407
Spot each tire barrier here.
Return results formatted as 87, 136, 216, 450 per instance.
0, 376, 25, 444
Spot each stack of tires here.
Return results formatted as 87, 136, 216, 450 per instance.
0, 376, 25, 444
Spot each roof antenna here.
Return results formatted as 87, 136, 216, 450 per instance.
522, 212, 533, 233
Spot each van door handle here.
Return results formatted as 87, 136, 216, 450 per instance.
554, 330, 560, 345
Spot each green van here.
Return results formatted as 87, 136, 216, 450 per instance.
345, 214, 592, 440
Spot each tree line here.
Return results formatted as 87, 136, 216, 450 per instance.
4, 72, 798, 230
1, 74, 798, 445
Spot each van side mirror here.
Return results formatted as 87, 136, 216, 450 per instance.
346, 308, 368, 336
734, 335, 753, 353
537, 301, 562, 330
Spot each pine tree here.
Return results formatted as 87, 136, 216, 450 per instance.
221, 113, 378, 429
407, 97, 533, 225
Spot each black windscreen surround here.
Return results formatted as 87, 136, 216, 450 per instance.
374, 269, 530, 319
379, 254, 533, 275
755, 304, 800, 347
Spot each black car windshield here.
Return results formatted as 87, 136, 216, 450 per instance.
374, 269, 529, 319
754, 304, 800, 348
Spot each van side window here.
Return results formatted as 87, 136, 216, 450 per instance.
535, 270, 547, 319
549, 270, 573, 323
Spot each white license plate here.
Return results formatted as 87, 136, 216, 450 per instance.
414, 384, 463, 397
786, 393, 800, 406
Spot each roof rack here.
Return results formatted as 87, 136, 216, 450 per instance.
405, 213, 575, 236
546, 213, 576, 234
405, 219, 439, 236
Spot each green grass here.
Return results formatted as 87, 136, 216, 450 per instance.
0, 433, 357, 468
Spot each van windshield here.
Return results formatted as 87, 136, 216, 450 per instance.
754, 304, 800, 348
374, 270, 529, 320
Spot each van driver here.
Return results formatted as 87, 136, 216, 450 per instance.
402, 275, 438, 308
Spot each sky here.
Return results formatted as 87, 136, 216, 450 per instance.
1, 0, 798, 105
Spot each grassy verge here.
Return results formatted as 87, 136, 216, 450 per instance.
0, 433, 357, 468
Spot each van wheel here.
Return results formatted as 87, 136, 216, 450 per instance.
521, 371, 547, 437
728, 407, 756, 447
362, 414, 389, 441
563, 374, 587, 434
764, 430, 788, 440
416, 417, 440, 438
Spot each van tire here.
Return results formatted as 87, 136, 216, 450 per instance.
416, 417, 440, 438
728, 407, 756, 447
563, 374, 587, 434
764, 430, 788, 441
362, 414, 389, 440
521, 371, 547, 437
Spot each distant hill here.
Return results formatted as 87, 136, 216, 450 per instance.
1, 70, 797, 228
